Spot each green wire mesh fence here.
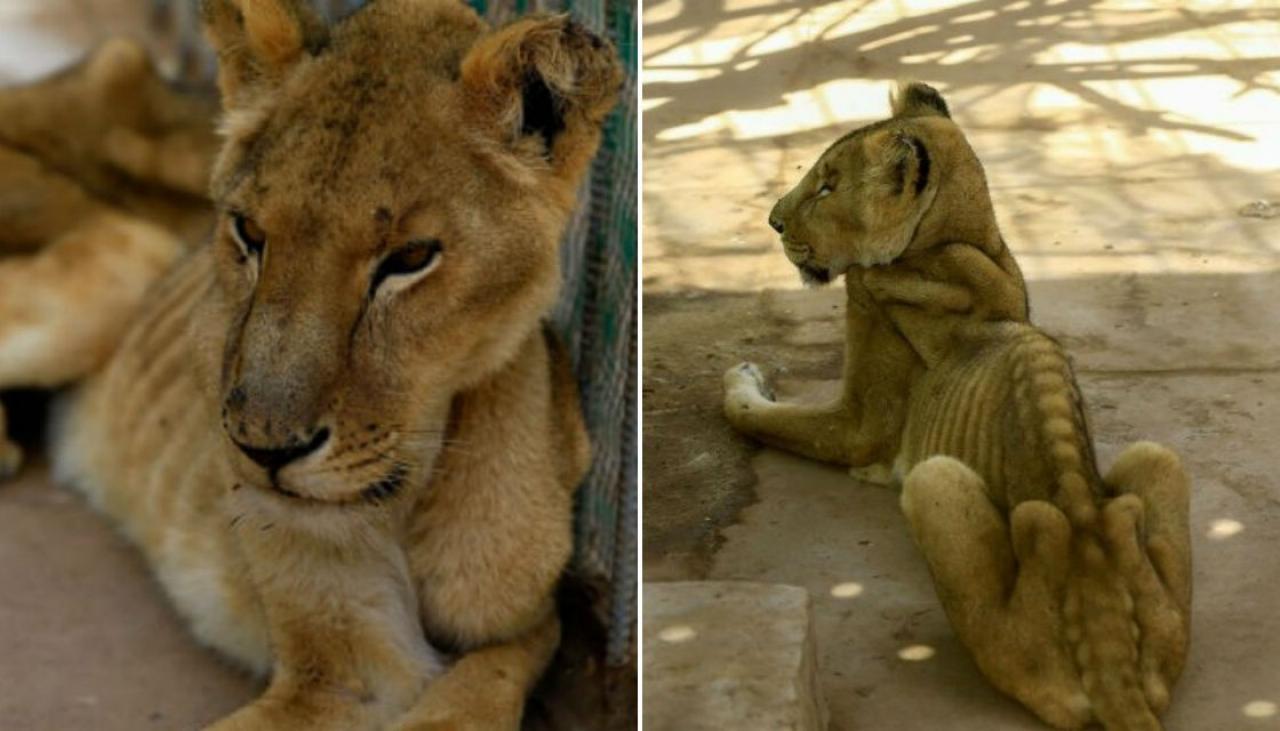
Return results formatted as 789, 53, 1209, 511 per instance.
162, 0, 638, 666
467, 0, 638, 669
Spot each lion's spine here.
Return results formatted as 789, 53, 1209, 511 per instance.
1012, 332, 1159, 731
1010, 331, 1098, 526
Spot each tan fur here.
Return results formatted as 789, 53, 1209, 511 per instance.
725, 82, 1191, 730
0, 39, 216, 477
1, 2, 619, 729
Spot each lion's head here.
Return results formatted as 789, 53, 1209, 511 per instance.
193, 0, 619, 504
768, 81, 1000, 286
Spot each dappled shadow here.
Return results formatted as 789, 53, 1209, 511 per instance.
644, 0, 1280, 143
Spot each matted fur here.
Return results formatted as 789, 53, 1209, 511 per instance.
725, 82, 1191, 730
0, 1, 620, 729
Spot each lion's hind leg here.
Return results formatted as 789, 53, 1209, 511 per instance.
901, 456, 1091, 729
1104, 441, 1192, 710
723, 361, 868, 466
0, 147, 107, 255
0, 211, 181, 481
0, 212, 180, 388
900, 457, 1014, 639
1105, 442, 1191, 614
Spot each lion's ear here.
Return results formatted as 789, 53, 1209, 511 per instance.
461, 14, 622, 181
201, 0, 328, 109
890, 81, 951, 119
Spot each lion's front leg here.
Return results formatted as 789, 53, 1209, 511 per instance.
205, 500, 445, 731
723, 361, 879, 467
389, 612, 560, 731
901, 457, 1092, 729
724, 276, 913, 472
393, 333, 582, 729
205, 687, 376, 731
205, 582, 441, 731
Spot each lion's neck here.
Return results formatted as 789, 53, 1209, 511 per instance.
910, 182, 1004, 258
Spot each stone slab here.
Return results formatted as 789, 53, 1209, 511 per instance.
644, 581, 827, 731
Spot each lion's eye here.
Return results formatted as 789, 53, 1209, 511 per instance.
372, 239, 443, 292
817, 184, 834, 198
230, 213, 266, 257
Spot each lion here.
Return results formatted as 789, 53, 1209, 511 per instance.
0, 2, 619, 730
724, 82, 1192, 730
0, 37, 217, 478
724, 81, 1029, 482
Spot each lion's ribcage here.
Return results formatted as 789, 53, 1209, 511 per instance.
50, 250, 273, 674
899, 326, 1094, 510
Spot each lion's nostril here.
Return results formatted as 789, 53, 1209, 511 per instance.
769, 216, 784, 234
233, 427, 330, 473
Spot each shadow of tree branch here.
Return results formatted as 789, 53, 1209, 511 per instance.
644, 0, 1280, 143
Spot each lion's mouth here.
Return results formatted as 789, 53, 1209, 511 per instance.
360, 463, 409, 503
780, 238, 830, 286
246, 463, 410, 506
264, 479, 305, 500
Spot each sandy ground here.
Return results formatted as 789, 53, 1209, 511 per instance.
642, 1, 1280, 729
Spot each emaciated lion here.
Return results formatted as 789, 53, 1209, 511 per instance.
724, 82, 1191, 730
0, 1, 619, 729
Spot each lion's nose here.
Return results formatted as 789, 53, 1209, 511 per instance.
232, 427, 330, 472
769, 215, 784, 234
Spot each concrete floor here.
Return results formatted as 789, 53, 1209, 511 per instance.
0, 455, 258, 729
642, 1, 1280, 729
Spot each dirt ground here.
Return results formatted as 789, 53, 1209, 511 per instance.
643, 1, 1280, 729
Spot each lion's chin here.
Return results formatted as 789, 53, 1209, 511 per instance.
235, 463, 412, 506
797, 262, 832, 288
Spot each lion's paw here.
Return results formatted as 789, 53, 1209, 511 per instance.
387, 705, 521, 731
723, 362, 775, 403
389, 717, 517, 731
0, 440, 22, 482
850, 462, 894, 486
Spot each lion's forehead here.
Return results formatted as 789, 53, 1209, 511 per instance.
209, 5, 559, 253
216, 2, 488, 207
222, 76, 483, 229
